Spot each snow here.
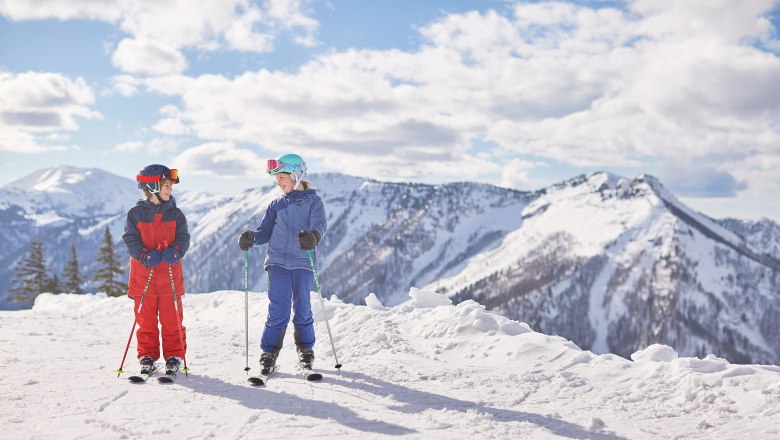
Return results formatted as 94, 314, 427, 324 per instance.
364, 292, 384, 309
631, 344, 679, 362
1, 289, 778, 439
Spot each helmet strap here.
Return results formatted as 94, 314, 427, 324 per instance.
292, 171, 306, 191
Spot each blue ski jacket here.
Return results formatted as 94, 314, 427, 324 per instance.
253, 189, 327, 271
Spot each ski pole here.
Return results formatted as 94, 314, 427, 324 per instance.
167, 263, 190, 376
243, 250, 250, 374
116, 267, 155, 377
307, 250, 342, 370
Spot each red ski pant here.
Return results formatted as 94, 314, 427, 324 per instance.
134, 294, 186, 361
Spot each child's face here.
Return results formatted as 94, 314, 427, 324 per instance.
158, 179, 174, 201
274, 173, 295, 194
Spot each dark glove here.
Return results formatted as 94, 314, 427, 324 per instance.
297, 230, 320, 251
140, 250, 162, 268
238, 230, 255, 251
161, 247, 181, 264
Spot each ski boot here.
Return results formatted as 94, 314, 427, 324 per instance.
165, 356, 183, 375
139, 355, 156, 375
260, 352, 277, 375
297, 347, 315, 370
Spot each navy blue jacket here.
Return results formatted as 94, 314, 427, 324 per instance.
253, 189, 327, 270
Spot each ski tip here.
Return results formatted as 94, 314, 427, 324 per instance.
248, 377, 265, 386
306, 373, 323, 381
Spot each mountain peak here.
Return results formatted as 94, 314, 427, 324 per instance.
5, 165, 105, 193
2, 165, 139, 217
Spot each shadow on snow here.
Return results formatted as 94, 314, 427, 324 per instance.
322, 371, 628, 440
179, 372, 414, 436
179, 370, 627, 439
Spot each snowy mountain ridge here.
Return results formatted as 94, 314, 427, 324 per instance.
1, 166, 778, 366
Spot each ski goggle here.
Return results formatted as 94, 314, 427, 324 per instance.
267, 159, 307, 174
267, 159, 284, 174
136, 169, 179, 184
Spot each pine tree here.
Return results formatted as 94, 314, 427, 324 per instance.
9, 241, 49, 307
94, 227, 125, 297
63, 244, 84, 294
45, 274, 60, 294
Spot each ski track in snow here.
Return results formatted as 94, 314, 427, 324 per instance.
0, 291, 778, 439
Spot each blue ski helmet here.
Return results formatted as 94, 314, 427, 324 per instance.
136, 164, 179, 193
267, 153, 307, 178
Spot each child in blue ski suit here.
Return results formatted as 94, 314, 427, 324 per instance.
237, 153, 327, 371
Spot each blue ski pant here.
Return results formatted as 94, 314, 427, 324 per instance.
261, 265, 315, 354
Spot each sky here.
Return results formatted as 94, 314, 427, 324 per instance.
2, 289, 778, 438
1, 0, 780, 222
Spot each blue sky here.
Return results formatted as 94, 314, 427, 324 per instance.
1, 0, 780, 222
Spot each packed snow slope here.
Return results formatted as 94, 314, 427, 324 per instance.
1, 290, 778, 439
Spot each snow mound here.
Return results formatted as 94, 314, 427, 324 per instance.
408, 287, 452, 307
4, 291, 779, 439
364, 292, 384, 309
631, 343, 678, 362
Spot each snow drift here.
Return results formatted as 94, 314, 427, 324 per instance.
1, 289, 777, 439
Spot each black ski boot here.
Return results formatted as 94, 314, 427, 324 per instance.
165, 356, 182, 375
260, 352, 277, 375
139, 355, 155, 374
297, 347, 315, 370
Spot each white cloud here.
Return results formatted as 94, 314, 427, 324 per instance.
153, 111, 192, 136
5, 1, 780, 201
172, 142, 264, 178
0, 0, 320, 75
224, 8, 275, 52
0, 70, 100, 153
0, 0, 121, 21
112, 38, 188, 76
132, 1, 780, 187
500, 159, 546, 191
111, 74, 142, 97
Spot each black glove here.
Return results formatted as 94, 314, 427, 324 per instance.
298, 230, 320, 251
238, 230, 255, 251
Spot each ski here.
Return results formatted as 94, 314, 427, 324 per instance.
248, 365, 278, 386
128, 363, 160, 383
157, 357, 184, 383
305, 370, 323, 381
298, 363, 323, 382
157, 371, 178, 383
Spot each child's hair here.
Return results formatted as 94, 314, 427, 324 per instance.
142, 178, 173, 200
300, 180, 311, 190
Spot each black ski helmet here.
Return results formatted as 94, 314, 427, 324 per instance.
136, 164, 179, 193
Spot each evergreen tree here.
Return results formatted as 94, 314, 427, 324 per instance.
10, 241, 49, 307
63, 244, 84, 294
94, 227, 125, 297
45, 274, 60, 294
